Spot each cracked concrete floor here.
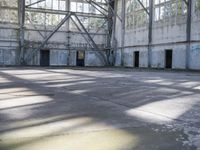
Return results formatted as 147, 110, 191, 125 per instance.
0, 67, 200, 150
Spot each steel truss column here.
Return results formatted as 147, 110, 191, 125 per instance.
121, 0, 125, 66
66, 0, 71, 66
186, 0, 192, 69
73, 14, 108, 65
111, 0, 118, 65
107, 0, 114, 48
148, 0, 153, 68
18, 0, 26, 65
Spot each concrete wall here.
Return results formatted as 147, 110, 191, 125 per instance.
114, 0, 200, 70
0, 24, 18, 65
1, 0, 200, 70
0, 2, 108, 67
22, 24, 108, 66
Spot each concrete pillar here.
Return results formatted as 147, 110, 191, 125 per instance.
186, 0, 192, 69
18, 0, 25, 65
121, 0, 125, 66
148, 0, 153, 68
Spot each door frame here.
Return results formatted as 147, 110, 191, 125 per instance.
165, 49, 173, 69
134, 51, 140, 68
40, 49, 50, 67
76, 51, 85, 67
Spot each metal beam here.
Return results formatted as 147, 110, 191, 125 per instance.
121, 0, 125, 66
73, 13, 107, 64
110, 0, 118, 65
25, 15, 45, 39
106, 0, 114, 49
25, 13, 71, 63
18, 0, 25, 65
186, 0, 192, 69
148, 0, 153, 68
104, 0, 122, 22
87, 0, 108, 13
137, 0, 149, 15
73, 14, 100, 51
70, 16, 94, 48
92, 20, 107, 39
26, 7, 106, 19
26, 0, 45, 8
66, 0, 71, 66
85, 0, 108, 17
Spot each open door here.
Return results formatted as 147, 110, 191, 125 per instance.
134, 51, 139, 68
40, 50, 50, 67
76, 51, 85, 67
165, 50, 172, 69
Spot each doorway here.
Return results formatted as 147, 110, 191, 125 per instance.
165, 49, 173, 69
76, 51, 85, 67
134, 51, 139, 68
40, 50, 50, 67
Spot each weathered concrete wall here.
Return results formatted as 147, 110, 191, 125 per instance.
0, 3, 108, 67
150, 45, 186, 69
190, 4, 200, 70
114, 0, 200, 70
23, 24, 107, 66
85, 51, 107, 66
190, 44, 200, 70
50, 50, 68, 66
123, 47, 148, 68
0, 24, 18, 65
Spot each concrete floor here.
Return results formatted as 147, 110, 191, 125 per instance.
0, 67, 200, 150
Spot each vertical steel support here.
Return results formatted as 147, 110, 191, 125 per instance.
107, 0, 113, 48
148, 0, 153, 68
66, 0, 71, 66
186, 0, 192, 69
18, 0, 25, 65
121, 0, 125, 66
111, 0, 117, 45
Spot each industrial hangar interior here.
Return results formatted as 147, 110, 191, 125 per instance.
0, 0, 200, 150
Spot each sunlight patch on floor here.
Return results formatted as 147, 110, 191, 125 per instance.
0, 129, 138, 150
125, 95, 199, 124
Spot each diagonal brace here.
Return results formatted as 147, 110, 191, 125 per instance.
26, 0, 45, 7
25, 13, 71, 62
137, 0, 149, 15
73, 13, 107, 64
85, 0, 108, 17
70, 16, 94, 48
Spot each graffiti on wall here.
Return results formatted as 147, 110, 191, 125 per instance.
191, 45, 200, 54
0, 50, 3, 64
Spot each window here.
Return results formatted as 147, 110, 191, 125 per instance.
0, 0, 18, 23
196, 0, 200, 13
154, 0, 187, 21
125, 0, 149, 30
25, 0, 67, 26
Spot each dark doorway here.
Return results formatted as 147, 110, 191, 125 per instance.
76, 51, 85, 67
165, 49, 173, 69
134, 51, 139, 68
40, 50, 50, 67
